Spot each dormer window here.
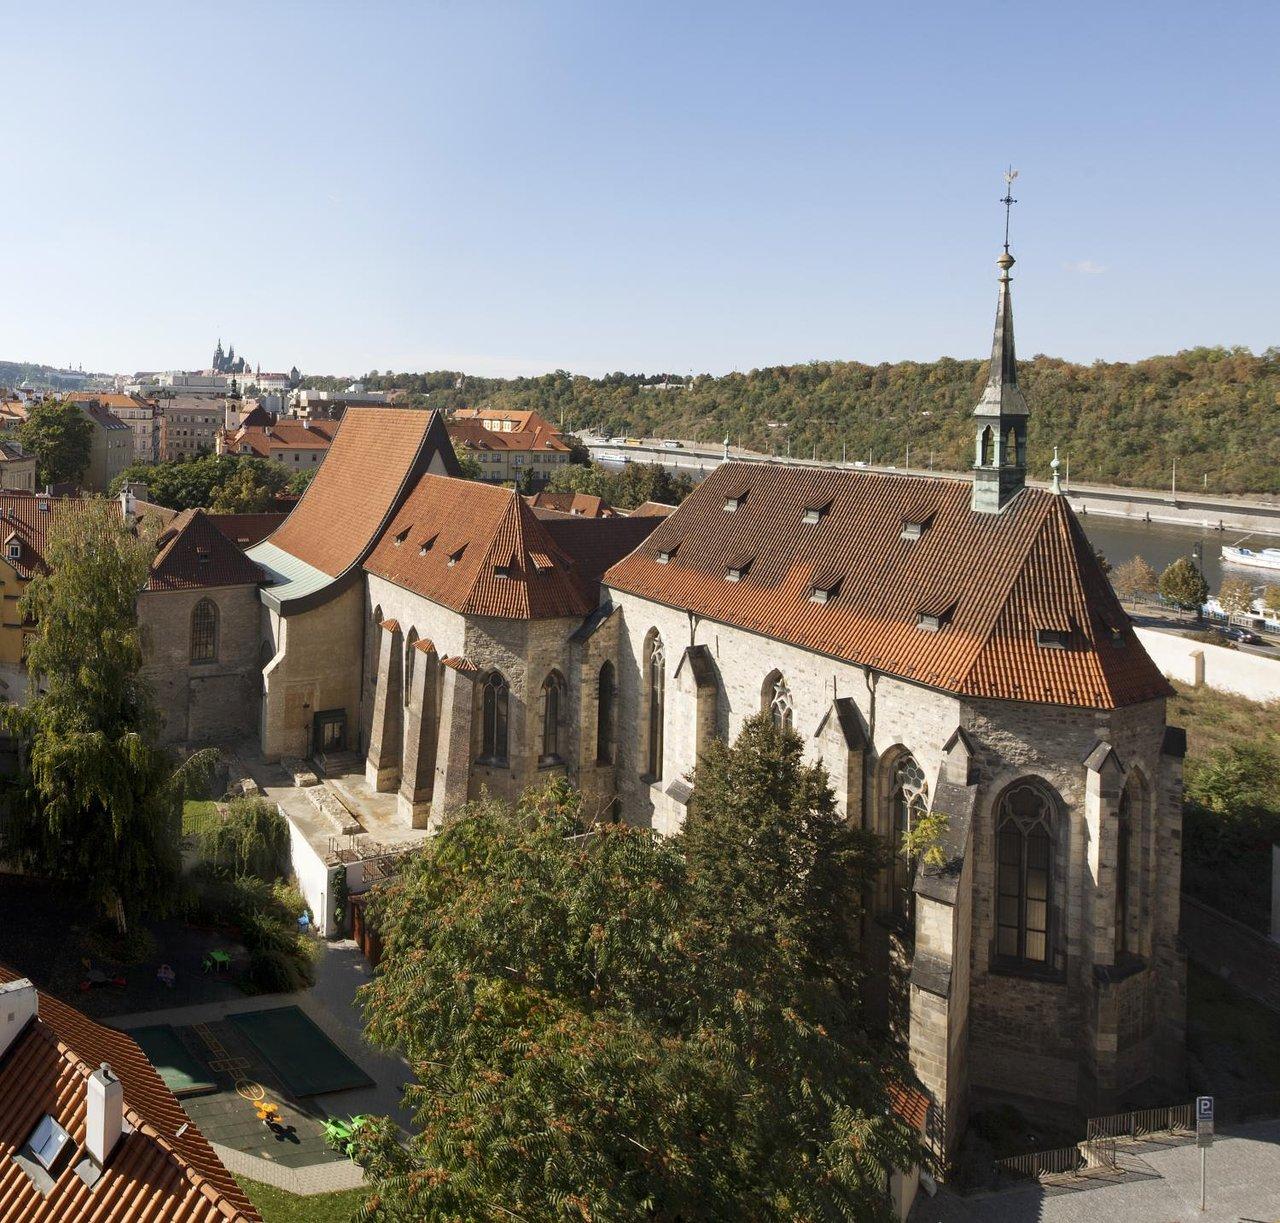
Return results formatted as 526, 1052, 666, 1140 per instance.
915, 598, 956, 632
723, 489, 748, 512
6, 541, 19, 561
725, 556, 753, 582
448, 545, 466, 568
1036, 628, 1070, 650
655, 540, 680, 564
803, 500, 831, 525
419, 534, 438, 555
809, 574, 842, 604
900, 511, 934, 541
393, 526, 410, 546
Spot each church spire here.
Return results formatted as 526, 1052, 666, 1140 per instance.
972, 168, 1029, 514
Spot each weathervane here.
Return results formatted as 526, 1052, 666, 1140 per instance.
1000, 167, 1019, 253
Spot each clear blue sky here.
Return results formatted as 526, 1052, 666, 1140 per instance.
5, 1, 1277, 377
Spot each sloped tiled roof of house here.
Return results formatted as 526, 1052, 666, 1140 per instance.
260, 408, 453, 580
0, 494, 110, 580
541, 516, 662, 589
78, 401, 130, 431
207, 512, 287, 547
452, 407, 558, 433
526, 491, 614, 518
229, 421, 334, 458
627, 500, 677, 518
447, 420, 569, 453
0, 965, 260, 1223
365, 475, 596, 619
147, 508, 265, 591
604, 463, 1172, 710
66, 392, 151, 413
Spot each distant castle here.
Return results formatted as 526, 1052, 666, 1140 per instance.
211, 339, 247, 376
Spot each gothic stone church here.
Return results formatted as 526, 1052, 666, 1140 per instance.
140, 247, 1185, 1157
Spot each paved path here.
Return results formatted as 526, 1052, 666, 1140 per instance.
912, 1121, 1280, 1222
110, 940, 414, 1196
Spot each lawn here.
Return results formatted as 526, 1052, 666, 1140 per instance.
1169, 681, 1280, 761
183, 798, 222, 838
235, 1177, 367, 1223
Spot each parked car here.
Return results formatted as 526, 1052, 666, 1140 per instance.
1220, 625, 1264, 645
661, 440, 684, 449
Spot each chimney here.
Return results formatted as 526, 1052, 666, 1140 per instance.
119, 487, 135, 520
86, 1062, 124, 1166
0, 977, 38, 1061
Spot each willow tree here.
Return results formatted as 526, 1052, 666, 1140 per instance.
1, 501, 207, 933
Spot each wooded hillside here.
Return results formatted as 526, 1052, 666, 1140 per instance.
352, 346, 1280, 494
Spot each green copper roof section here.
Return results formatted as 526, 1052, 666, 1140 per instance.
247, 539, 337, 612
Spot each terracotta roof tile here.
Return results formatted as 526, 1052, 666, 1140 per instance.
264, 408, 452, 579
604, 463, 1171, 710
364, 476, 594, 619
0, 494, 115, 580
147, 509, 265, 591
0, 965, 259, 1222
206, 512, 287, 546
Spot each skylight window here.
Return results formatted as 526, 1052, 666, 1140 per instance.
1036, 628, 1070, 650
803, 500, 831, 525
900, 511, 934, 541
656, 541, 680, 564
723, 490, 748, 512
27, 1115, 72, 1172
725, 556, 753, 582
915, 599, 956, 632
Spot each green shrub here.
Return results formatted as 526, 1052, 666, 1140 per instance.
199, 798, 288, 882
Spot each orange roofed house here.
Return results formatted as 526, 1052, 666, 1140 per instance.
0, 967, 260, 1222
148, 243, 1184, 1168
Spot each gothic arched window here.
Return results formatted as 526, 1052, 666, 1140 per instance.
996, 779, 1057, 965
889, 754, 929, 919
596, 661, 615, 765
762, 671, 794, 731
190, 598, 218, 664
979, 425, 995, 467
643, 630, 665, 780
481, 671, 509, 764
1116, 783, 1134, 957
404, 629, 418, 707
540, 670, 565, 763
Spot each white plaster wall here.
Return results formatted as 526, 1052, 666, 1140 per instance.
283, 806, 334, 934
1135, 626, 1280, 702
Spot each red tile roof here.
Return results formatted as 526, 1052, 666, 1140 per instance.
627, 500, 677, 519
207, 512, 288, 547
264, 408, 453, 579
147, 509, 266, 591
604, 463, 1172, 710
229, 420, 334, 457
452, 408, 558, 433
0, 494, 113, 580
526, 491, 615, 518
447, 420, 569, 453
0, 966, 260, 1222
365, 475, 595, 619
541, 516, 662, 590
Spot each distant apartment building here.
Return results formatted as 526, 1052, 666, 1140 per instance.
218, 417, 340, 469
67, 391, 158, 464
0, 441, 37, 492
452, 407, 559, 434
446, 417, 571, 487
79, 400, 133, 491
159, 398, 225, 461
290, 384, 389, 419
134, 371, 229, 398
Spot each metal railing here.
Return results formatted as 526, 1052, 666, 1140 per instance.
995, 1137, 1117, 1183
1086, 1103, 1193, 1144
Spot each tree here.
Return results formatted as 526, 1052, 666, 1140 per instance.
1262, 584, 1280, 615
286, 467, 317, 495
109, 454, 287, 511
356, 746, 920, 1220
1217, 576, 1256, 620
19, 397, 93, 487
548, 460, 693, 509
1159, 556, 1210, 617
0, 503, 210, 933
1112, 555, 1159, 602
454, 451, 483, 481
210, 463, 280, 513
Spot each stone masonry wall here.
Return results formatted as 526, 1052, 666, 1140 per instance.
139, 584, 261, 746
